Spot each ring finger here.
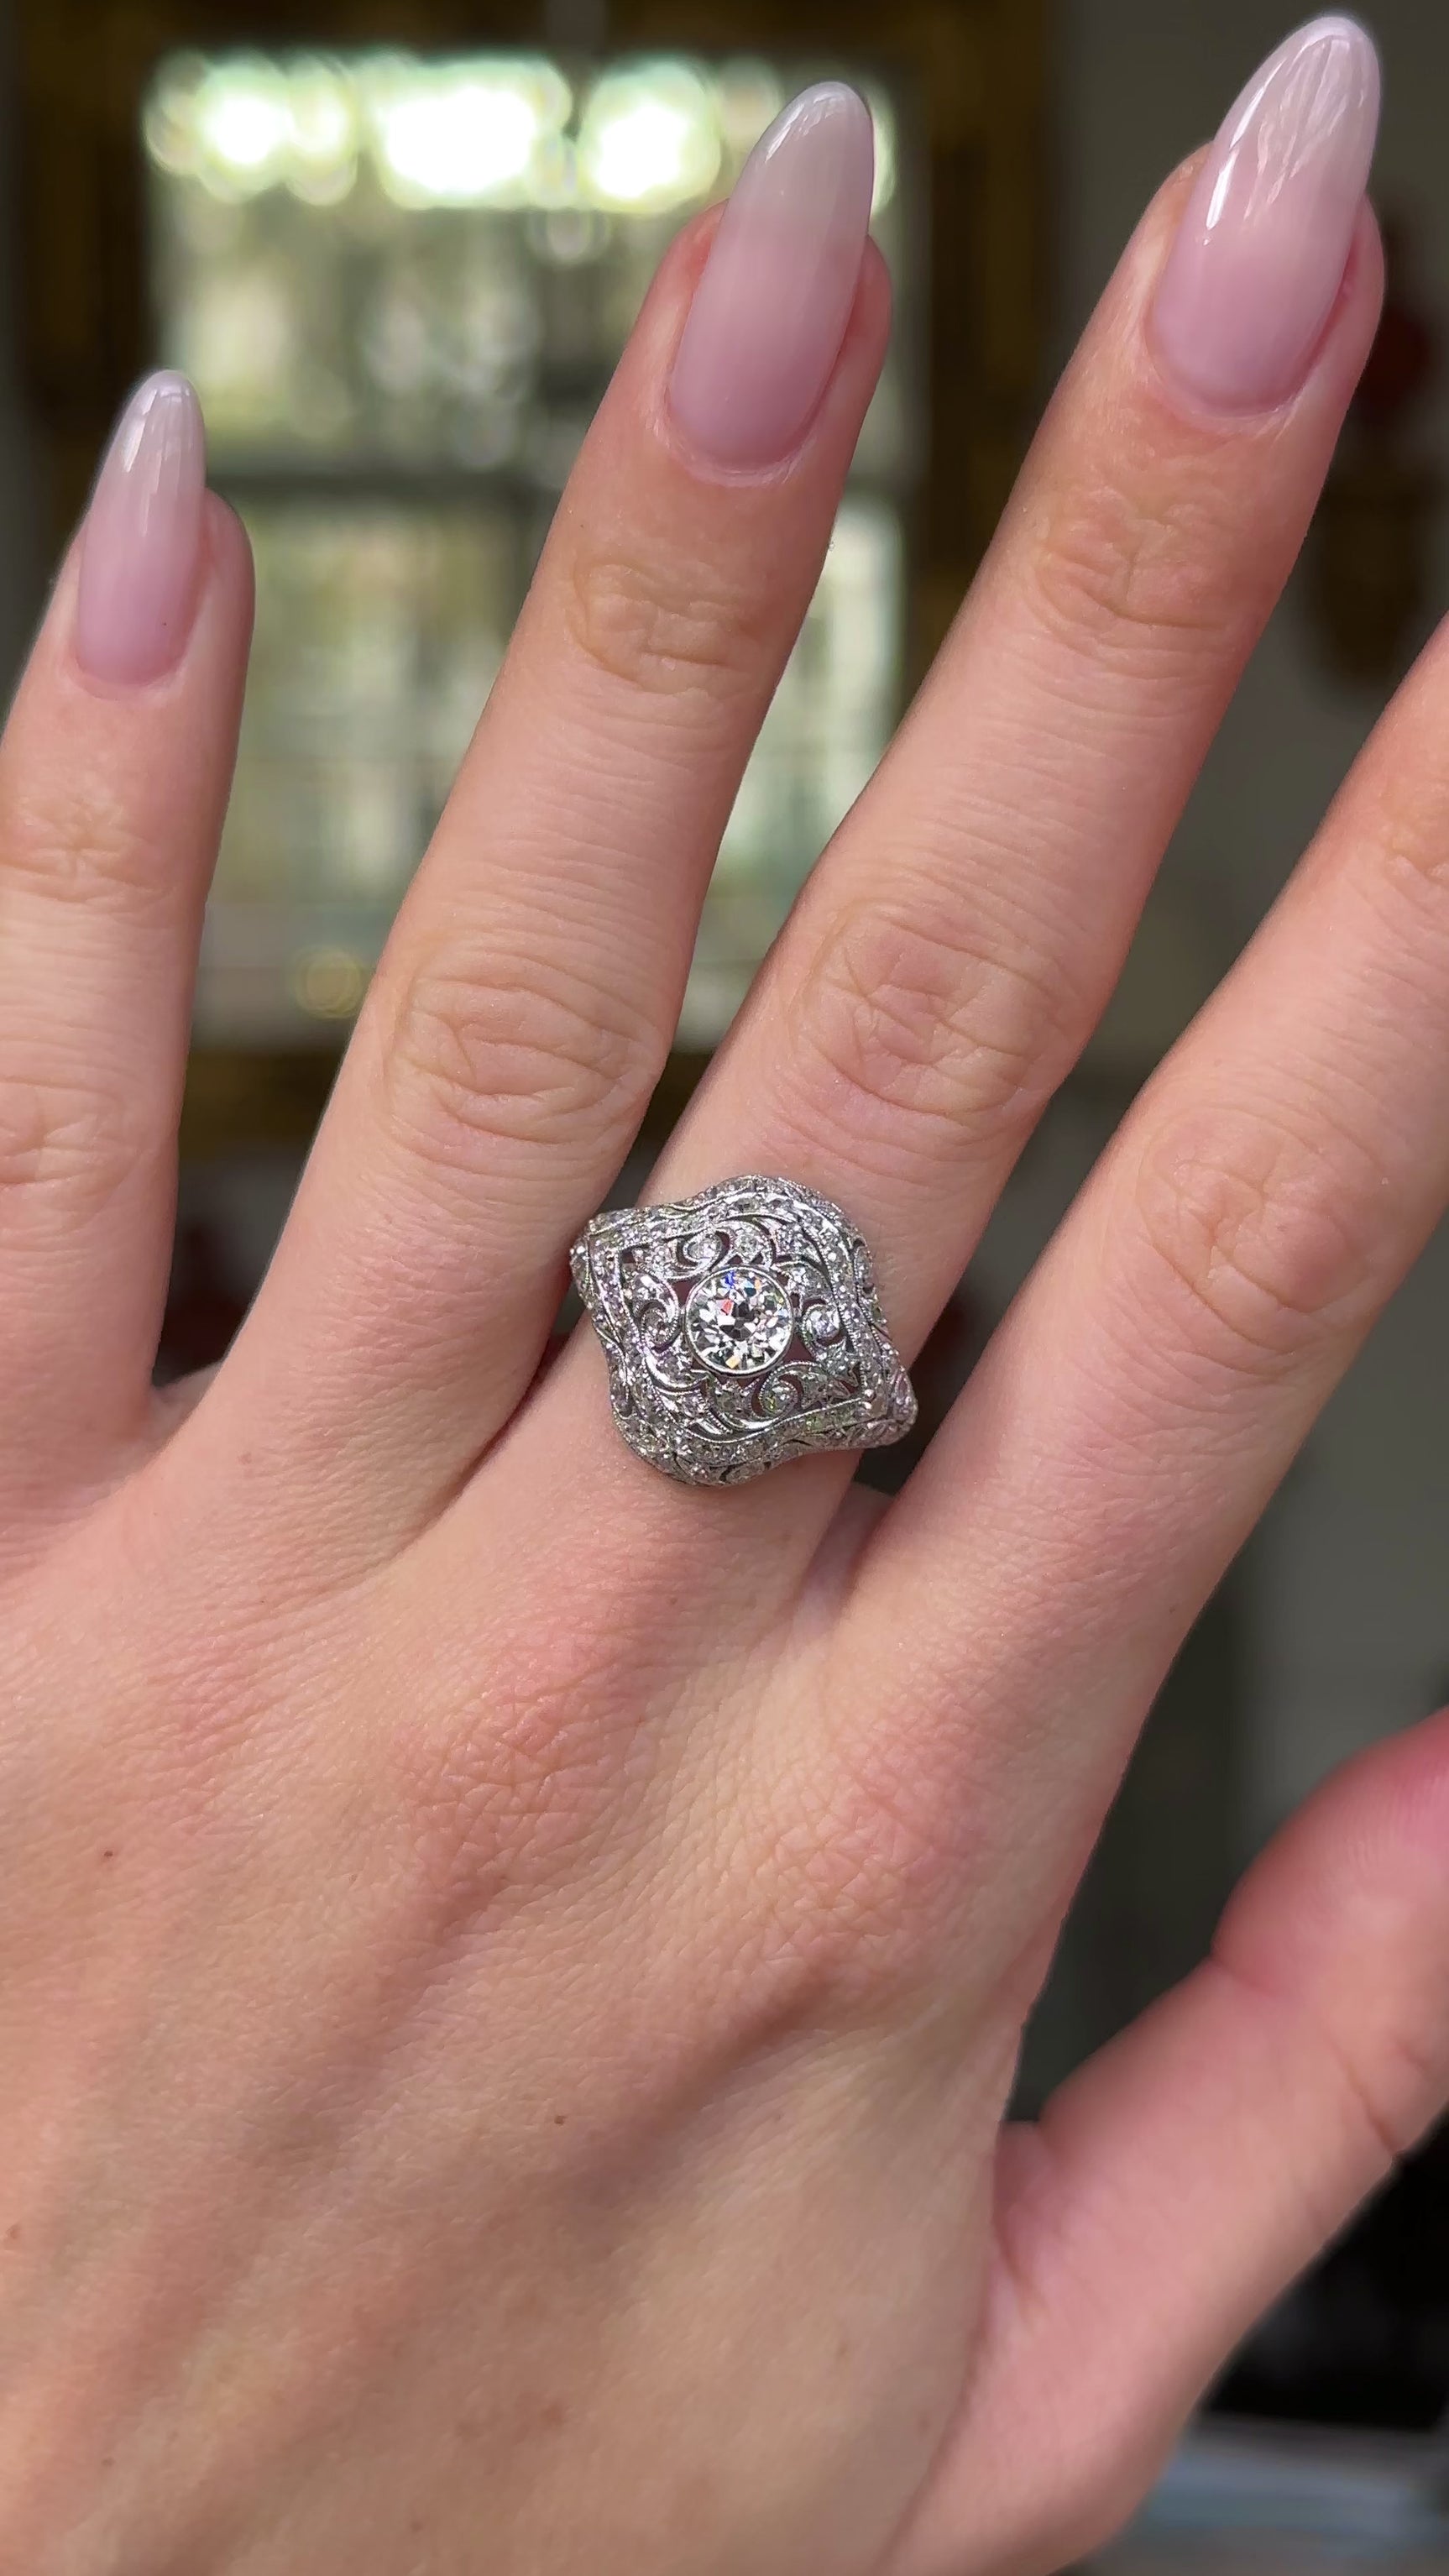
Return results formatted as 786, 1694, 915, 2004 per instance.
202, 86, 887, 1557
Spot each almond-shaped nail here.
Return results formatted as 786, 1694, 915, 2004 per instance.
75, 372, 207, 685
669, 83, 874, 469
1152, 15, 1380, 414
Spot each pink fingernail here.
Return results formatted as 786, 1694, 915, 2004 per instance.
75, 372, 207, 685
1152, 15, 1380, 414
668, 82, 874, 469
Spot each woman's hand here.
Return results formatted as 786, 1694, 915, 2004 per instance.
2, 25, 1442, 2573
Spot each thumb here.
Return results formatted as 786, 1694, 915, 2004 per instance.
892, 1708, 1449, 2576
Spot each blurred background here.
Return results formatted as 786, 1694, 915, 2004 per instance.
2, 0, 1448, 2563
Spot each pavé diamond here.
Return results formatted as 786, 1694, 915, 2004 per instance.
685, 1267, 793, 1375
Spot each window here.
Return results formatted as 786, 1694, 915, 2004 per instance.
144, 50, 918, 1046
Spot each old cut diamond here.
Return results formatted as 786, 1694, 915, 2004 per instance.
684, 1267, 793, 1375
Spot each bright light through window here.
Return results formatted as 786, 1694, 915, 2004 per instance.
578, 67, 720, 210
148, 51, 895, 217
199, 83, 287, 174
376, 82, 538, 203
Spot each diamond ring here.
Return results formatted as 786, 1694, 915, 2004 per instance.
570, 1175, 917, 1487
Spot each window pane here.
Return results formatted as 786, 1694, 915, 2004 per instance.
146, 51, 918, 1048
199, 498, 519, 1040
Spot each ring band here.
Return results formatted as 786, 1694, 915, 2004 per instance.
571, 1175, 917, 1486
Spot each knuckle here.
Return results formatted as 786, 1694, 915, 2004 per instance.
1330, 2016, 1442, 2173
1212, 1945, 1436, 2235
786, 893, 1062, 1172
1373, 790, 1449, 909
399, 1627, 643, 1910
0, 1069, 148, 1211
1266, 1962, 1441, 2183
392, 1579, 706, 1945
4, 784, 178, 927
736, 1680, 992, 2016
1032, 463, 1242, 669
707, 1817, 914, 2040
562, 538, 766, 704
383, 945, 665, 1174
1127, 1102, 1382, 1380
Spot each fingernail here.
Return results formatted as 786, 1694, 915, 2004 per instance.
75, 372, 207, 684
1152, 15, 1380, 414
668, 82, 874, 469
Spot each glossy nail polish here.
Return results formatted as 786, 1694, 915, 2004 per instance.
1153, 15, 1380, 414
75, 372, 207, 685
669, 83, 875, 469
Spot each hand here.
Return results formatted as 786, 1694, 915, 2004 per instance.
3, 29, 1442, 2574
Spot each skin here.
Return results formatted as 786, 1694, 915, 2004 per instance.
3, 156, 1449, 2576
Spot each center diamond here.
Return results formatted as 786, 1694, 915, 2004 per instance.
684, 1266, 794, 1376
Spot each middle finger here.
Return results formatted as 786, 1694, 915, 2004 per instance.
526, 16, 1382, 1575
